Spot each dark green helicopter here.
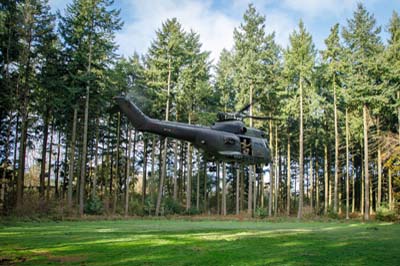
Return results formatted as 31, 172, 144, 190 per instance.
115, 96, 272, 167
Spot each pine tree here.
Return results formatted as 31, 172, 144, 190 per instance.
385, 11, 400, 142
284, 20, 316, 219
321, 23, 344, 214
177, 30, 211, 211
145, 18, 186, 215
342, 3, 384, 220
232, 3, 279, 216
59, 0, 122, 215
14, 0, 60, 207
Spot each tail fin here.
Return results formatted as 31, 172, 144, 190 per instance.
114, 96, 149, 130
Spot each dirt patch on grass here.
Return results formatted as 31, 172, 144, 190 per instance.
47, 255, 87, 263
32, 251, 87, 264
0, 256, 27, 265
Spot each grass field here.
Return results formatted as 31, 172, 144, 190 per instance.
1, 218, 400, 265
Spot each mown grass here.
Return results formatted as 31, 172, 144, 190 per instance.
0, 218, 399, 265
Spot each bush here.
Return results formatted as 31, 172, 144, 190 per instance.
376, 203, 397, 222
164, 198, 183, 215
184, 206, 201, 215
326, 207, 339, 219
128, 198, 145, 216
84, 196, 104, 215
255, 207, 267, 219
143, 198, 155, 216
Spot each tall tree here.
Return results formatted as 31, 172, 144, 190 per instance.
59, 0, 122, 215
232, 4, 279, 215
284, 20, 316, 219
342, 3, 384, 220
321, 23, 344, 213
14, 0, 58, 207
145, 18, 186, 215
177, 30, 211, 211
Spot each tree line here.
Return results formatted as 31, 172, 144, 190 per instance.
0, 1, 399, 220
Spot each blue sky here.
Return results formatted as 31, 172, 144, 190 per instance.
49, 0, 399, 62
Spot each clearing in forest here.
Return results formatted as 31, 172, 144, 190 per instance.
0, 219, 399, 265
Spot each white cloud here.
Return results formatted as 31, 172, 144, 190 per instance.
49, 0, 300, 61
280, 0, 379, 19
116, 0, 239, 62
264, 10, 297, 49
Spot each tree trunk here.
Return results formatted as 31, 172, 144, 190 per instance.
324, 143, 328, 214
47, 119, 54, 201
107, 120, 113, 210
247, 166, 252, 216
203, 161, 207, 213
363, 104, 369, 220
377, 117, 382, 208
361, 145, 364, 214
236, 165, 240, 215
196, 154, 200, 210
222, 162, 226, 215
156, 136, 167, 215
55, 131, 61, 198
113, 112, 121, 214
40, 109, 49, 200
13, 114, 19, 195
298, 76, 304, 219
352, 151, 355, 213
62, 143, 68, 199
309, 149, 313, 211
68, 107, 78, 209
345, 108, 350, 219
388, 168, 392, 210
1, 113, 13, 212
125, 130, 136, 216
17, 105, 28, 208
124, 129, 132, 216
185, 115, 193, 212
142, 138, 148, 204
333, 78, 339, 213
269, 119, 274, 216
173, 112, 179, 201
316, 154, 319, 211
287, 130, 291, 216
216, 163, 220, 214
173, 140, 178, 200
274, 125, 279, 216
240, 165, 244, 211
150, 136, 156, 199
92, 118, 99, 198
253, 165, 257, 213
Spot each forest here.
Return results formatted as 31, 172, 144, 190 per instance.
0, 0, 399, 221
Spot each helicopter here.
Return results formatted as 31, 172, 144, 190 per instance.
114, 96, 272, 168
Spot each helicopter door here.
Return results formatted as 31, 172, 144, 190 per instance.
240, 137, 252, 155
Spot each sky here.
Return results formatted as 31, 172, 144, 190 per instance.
49, 0, 399, 63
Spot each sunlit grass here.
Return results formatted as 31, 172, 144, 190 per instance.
0, 219, 399, 265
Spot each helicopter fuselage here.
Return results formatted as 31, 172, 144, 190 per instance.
115, 96, 271, 165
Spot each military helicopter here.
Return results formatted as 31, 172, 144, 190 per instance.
115, 96, 272, 167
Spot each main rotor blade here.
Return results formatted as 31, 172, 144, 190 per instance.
243, 115, 277, 120
237, 100, 257, 114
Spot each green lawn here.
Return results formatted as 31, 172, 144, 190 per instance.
1, 219, 399, 265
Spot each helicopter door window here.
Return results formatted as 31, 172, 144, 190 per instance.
240, 137, 252, 155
